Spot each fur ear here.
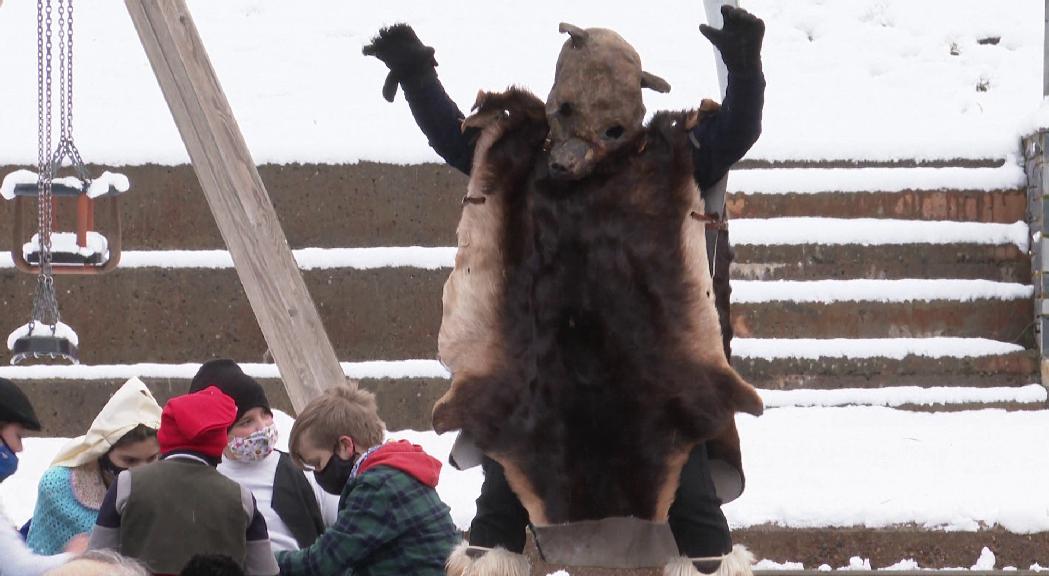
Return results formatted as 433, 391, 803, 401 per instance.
642, 71, 671, 93
559, 22, 589, 47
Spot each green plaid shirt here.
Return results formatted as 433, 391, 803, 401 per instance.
276, 466, 459, 576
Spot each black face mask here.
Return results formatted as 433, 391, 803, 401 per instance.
99, 454, 127, 481
313, 451, 355, 495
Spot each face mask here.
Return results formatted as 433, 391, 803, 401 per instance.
0, 440, 19, 482
313, 448, 355, 495
227, 423, 278, 463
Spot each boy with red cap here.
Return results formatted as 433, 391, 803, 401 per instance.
276, 384, 458, 576
87, 387, 278, 576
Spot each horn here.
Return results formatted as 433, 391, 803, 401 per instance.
641, 71, 671, 94
558, 22, 589, 47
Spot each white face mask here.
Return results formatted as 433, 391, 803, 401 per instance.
227, 423, 278, 462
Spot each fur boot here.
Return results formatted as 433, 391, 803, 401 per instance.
446, 542, 531, 576
664, 545, 755, 576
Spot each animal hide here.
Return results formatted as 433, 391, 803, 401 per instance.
433, 88, 763, 526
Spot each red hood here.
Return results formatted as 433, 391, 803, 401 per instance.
356, 440, 442, 488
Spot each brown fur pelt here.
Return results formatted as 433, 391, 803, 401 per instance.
434, 88, 763, 526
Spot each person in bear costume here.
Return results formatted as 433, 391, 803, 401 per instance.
365, 7, 765, 576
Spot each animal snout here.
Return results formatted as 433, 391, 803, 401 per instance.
547, 138, 591, 180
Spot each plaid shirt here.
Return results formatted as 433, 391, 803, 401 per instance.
275, 466, 459, 576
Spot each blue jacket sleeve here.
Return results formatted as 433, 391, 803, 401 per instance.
691, 70, 766, 191
402, 73, 477, 176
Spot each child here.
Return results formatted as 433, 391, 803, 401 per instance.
188, 359, 338, 552
0, 377, 77, 576
27, 377, 162, 554
276, 384, 459, 576
87, 386, 278, 576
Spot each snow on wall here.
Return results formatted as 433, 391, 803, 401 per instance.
3, 407, 1048, 535
732, 279, 1033, 303
0, 219, 1029, 271
731, 219, 1030, 250
760, 384, 1046, 409
733, 337, 1025, 360
728, 164, 1027, 194
0, 0, 1042, 166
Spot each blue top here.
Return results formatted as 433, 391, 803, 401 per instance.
26, 465, 105, 555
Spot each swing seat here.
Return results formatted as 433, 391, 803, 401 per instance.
23, 232, 110, 267
1, 169, 126, 275
7, 322, 79, 365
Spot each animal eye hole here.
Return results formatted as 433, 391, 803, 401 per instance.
604, 125, 625, 139
559, 102, 573, 117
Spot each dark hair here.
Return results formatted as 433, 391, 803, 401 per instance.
111, 424, 158, 450
180, 554, 245, 576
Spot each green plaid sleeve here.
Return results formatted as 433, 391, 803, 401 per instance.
275, 467, 458, 576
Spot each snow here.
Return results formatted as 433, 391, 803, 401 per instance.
86, 170, 131, 198
733, 337, 1025, 360
22, 232, 109, 262
0, 170, 129, 200
760, 385, 1047, 409
2, 407, 1047, 536
731, 219, 1030, 251
732, 279, 1033, 304
0, 360, 450, 382
972, 547, 996, 570
5, 320, 80, 350
0, 1, 1042, 167
728, 164, 1026, 194
0, 169, 37, 200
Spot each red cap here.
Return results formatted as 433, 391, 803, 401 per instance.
157, 386, 236, 459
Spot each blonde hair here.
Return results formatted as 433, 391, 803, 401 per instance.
289, 384, 386, 466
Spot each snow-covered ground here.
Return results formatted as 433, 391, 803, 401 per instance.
3, 407, 1047, 540
0, 1, 1043, 166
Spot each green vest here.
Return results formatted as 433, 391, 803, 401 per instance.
120, 458, 248, 574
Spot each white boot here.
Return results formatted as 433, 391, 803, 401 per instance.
664, 545, 755, 576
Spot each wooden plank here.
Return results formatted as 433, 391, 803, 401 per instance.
124, 0, 345, 411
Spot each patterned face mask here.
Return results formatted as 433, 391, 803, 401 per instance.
227, 423, 278, 462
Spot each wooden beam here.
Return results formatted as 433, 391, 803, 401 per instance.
124, 0, 345, 411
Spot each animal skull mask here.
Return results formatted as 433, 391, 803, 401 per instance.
545, 23, 671, 180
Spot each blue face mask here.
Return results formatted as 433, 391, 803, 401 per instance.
0, 440, 19, 482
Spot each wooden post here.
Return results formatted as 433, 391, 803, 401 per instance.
124, 0, 345, 411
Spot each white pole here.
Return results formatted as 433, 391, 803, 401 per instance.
702, 0, 739, 101
1044, 0, 1048, 96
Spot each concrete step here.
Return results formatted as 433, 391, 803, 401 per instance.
0, 268, 1033, 364
0, 163, 1027, 251
524, 526, 1047, 573
732, 244, 1028, 282
737, 351, 1038, 390
726, 189, 1026, 222
733, 300, 1033, 343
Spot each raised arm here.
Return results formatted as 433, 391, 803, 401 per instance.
363, 24, 477, 175
691, 5, 766, 191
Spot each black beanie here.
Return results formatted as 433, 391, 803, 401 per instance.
189, 360, 270, 423
0, 378, 42, 431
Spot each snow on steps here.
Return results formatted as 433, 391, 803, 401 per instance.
4, 407, 1048, 570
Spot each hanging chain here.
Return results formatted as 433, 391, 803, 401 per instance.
31, 0, 60, 331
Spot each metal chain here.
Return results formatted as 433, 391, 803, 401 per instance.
32, 0, 60, 331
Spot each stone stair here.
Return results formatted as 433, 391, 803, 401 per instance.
0, 159, 1045, 570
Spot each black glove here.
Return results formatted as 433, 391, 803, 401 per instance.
362, 24, 439, 102
699, 5, 764, 76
